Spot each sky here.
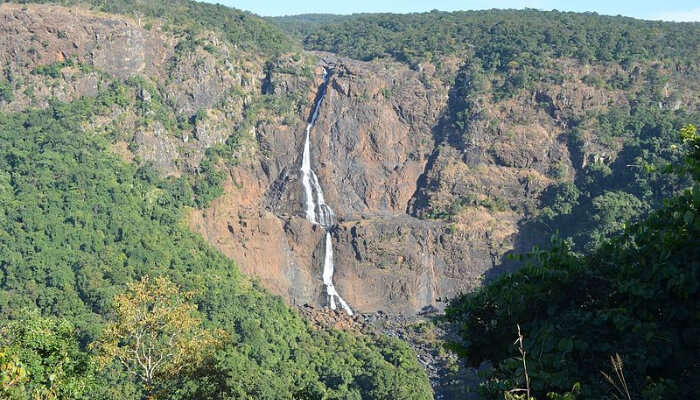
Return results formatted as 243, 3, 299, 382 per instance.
205, 0, 700, 21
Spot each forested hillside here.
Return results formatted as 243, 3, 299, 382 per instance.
273, 10, 699, 67
0, 88, 431, 399
445, 124, 700, 399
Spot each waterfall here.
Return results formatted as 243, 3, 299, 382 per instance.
300, 69, 353, 316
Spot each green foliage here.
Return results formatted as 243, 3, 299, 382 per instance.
679, 124, 700, 179
538, 107, 696, 250
0, 311, 99, 399
171, 332, 431, 400
268, 14, 355, 39
0, 80, 13, 103
445, 129, 700, 399
0, 349, 28, 397
276, 10, 698, 108
586, 191, 648, 250
274, 10, 700, 69
582, 73, 606, 88
31, 59, 75, 78
123, 75, 183, 139
540, 182, 581, 220
448, 59, 488, 145
192, 158, 225, 208
93, 276, 219, 396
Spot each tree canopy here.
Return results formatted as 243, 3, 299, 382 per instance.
273, 10, 700, 68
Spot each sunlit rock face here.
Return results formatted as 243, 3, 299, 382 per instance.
190, 54, 496, 314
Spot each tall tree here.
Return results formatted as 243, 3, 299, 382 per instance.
93, 276, 218, 396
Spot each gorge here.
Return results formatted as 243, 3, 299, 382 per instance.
0, 1, 698, 398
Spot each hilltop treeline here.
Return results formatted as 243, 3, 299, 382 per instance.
273, 10, 700, 68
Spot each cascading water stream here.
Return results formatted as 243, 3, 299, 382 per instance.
300, 69, 353, 316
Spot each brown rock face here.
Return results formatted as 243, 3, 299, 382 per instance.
263, 56, 446, 219
331, 216, 489, 312
0, 4, 535, 315
311, 60, 444, 217
189, 174, 327, 306
189, 54, 498, 314
189, 53, 699, 315
0, 4, 168, 94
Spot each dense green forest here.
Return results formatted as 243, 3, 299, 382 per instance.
273, 10, 700, 68
534, 106, 695, 251
445, 124, 700, 399
0, 92, 431, 398
268, 13, 354, 38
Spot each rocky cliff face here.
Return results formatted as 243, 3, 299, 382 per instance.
189, 50, 698, 314
0, 3, 266, 175
188, 54, 507, 313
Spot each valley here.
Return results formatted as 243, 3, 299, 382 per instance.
0, 1, 698, 399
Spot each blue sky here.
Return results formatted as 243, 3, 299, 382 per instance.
204, 0, 700, 21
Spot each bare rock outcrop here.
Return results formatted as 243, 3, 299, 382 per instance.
191, 53, 699, 315
0, 3, 265, 175
189, 55, 502, 314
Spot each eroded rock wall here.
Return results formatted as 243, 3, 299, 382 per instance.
0, 3, 267, 175
188, 54, 499, 314
189, 51, 699, 315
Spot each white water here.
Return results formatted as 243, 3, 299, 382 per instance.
300, 70, 353, 316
